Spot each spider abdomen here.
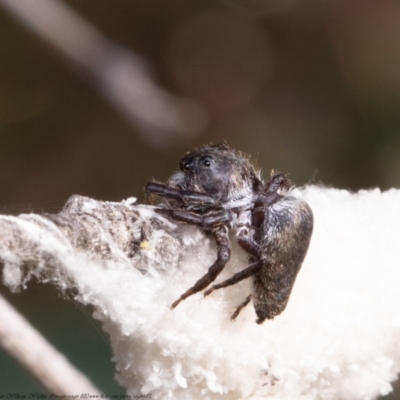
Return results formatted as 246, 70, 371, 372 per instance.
252, 196, 313, 323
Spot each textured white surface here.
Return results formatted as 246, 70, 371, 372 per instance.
1, 187, 400, 399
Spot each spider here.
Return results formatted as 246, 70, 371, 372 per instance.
145, 144, 313, 324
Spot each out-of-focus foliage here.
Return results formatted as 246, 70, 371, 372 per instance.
1, 0, 400, 396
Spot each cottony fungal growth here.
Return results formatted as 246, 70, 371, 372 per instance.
146, 144, 313, 323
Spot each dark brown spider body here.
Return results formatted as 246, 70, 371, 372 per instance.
251, 195, 313, 322
145, 144, 313, 324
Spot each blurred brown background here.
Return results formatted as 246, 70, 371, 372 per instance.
1, 0, 400, 396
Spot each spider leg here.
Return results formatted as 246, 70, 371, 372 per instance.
203, 260, 261, 296
236, 230, 264, 261
145, 182, 217, 208
255, 173, 290, 207
157, 208, 232, 229
231, 295, 252, 321
171, 228, 231, 308
264, 173, 289, 194
203, 230, 264, 296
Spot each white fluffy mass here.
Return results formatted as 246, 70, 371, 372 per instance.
1, 186, 400, 399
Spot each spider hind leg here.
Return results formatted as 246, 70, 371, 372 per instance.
231, 295, 252, 321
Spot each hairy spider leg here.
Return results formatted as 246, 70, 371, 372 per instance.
255, 173, 289, 207
203, 228, 265, 295
265, 173, 288, 193
237, 231, 264, 260
203, 260, 262, 296
145, 182, 217, 208
171, 228, 231, 308
231, 294, 252, 321
156, 208, 232, 229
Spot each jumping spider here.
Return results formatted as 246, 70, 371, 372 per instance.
145, 144, 313, 324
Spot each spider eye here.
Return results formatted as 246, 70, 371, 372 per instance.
201, 156, 213, 167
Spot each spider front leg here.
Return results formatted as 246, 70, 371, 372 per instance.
157, 207, 232, 229
171, 227, 231, 308
145, 182, 217, 209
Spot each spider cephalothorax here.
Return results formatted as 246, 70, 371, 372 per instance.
169, 144, 261, 205
145, 144, 313, 324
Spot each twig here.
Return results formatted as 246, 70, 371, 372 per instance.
0, 0, 206, 146
0, 293, 101, 395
